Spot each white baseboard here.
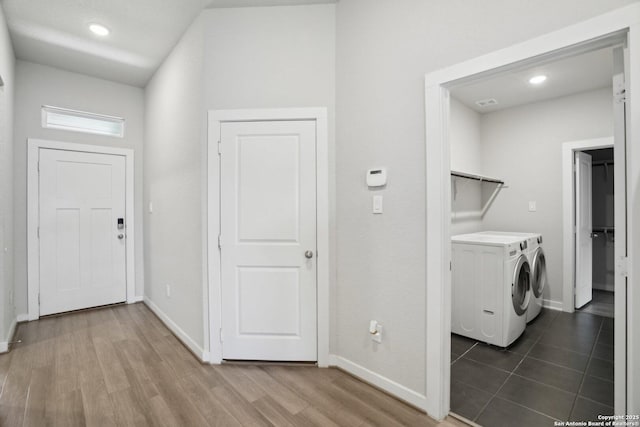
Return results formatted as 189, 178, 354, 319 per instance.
543, 299, 563, 311
143, 297, 208, 362
327, 354, 338, 366
0, 317, 18, 353
16, 314, 30, 322
128, 295, 144, 303
328, 354, 427, 411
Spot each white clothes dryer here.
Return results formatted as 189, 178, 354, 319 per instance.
451, 233, 532, 347
477, 231, 546, 323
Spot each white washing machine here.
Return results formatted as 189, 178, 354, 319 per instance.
451, 233, 532, 347
477, 231, 546, 323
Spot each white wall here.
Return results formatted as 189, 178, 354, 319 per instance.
450, 98, 483, 236
480, 88, 613, 304
13, 61, 145, 316
144, 16, 206, 351
0, 3, 15, 347
203, 3, 336, 353
334, 0, 636, 403
143, 4, 335, 354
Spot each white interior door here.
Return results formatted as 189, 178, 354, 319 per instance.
39, 148, 126, 316
575, 151, 593, 309
220, 120, 317, 361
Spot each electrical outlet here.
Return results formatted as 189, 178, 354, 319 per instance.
372, 325, 382, 343
166, 284, 171, 298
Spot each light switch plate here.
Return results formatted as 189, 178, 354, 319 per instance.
528, 201, 536, 212
373, 195, 383, 214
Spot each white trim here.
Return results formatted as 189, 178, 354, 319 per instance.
207, 108, 330, 366
0, 318, 17, 353
128, 296, 144, 303
561, 137, 613, 313
27, 138, 137, 320
424, 4, 640, 420
329, 355, 427, 411
143, 297, 209, 362
16, 314, 30, 322
542, 299, 564, 312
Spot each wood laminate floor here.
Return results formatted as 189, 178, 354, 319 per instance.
0, 303, 465, 427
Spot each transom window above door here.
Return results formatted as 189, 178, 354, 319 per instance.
41, 105, 125, 138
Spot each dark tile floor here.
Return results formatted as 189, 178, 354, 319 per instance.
578, 289, 614, 318
450, 308, 614, 427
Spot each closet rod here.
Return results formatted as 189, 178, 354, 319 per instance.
451, 170, 504, 185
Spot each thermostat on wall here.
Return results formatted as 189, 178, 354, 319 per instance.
367, 168, 387, 187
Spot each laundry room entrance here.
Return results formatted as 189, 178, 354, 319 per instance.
443, 40, 627, 424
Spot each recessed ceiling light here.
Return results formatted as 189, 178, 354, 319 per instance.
529, 75, 547, 85
89, 23, 110, 37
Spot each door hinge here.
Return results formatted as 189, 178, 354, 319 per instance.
614, 78, 626, 104
617, 256, 629, 277
219, 328, 223, 343
38, 293, 40, 305
37, 226, 40, 239
37, 161, 40, 172
217, 140, 221, 155
217, 234, 221, 249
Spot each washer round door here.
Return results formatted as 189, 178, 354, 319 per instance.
531, 247, 546, 298
512, 255, 531, 316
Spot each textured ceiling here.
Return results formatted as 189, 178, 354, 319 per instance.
1, 0, 337, 87
2, 0, 338, 87
2, 0, 207, 86
450, 46, 615, 113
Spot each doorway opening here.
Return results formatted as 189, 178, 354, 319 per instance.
576, 147, 615, 318
424, 12, 638, 419
446, 43, 621, 422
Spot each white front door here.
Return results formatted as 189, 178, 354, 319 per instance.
575, 151, 593, 309
220, 120, 317, 361
39, 148, 127, 316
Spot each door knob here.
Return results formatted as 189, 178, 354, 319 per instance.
304, 250, 313, 259
117, 233, 125, 240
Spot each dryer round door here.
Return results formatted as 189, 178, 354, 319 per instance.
531, 247, 546, 298
512, 255, 531, 316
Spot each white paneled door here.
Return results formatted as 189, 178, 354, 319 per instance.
575, 151, 593, 309
220, 120, 317, 361
39, 148, 127, 316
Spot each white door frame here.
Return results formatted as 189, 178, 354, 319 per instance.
27, 138, 136, 320
562, 137, 613, 313
207, 108, 330, 367
424, 4, 640, 420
